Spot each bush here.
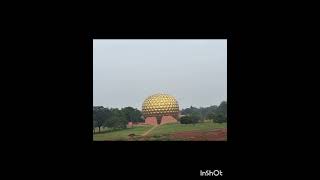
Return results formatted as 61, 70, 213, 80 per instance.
213, 113, 227, 123
180, 116, 193, 124
180, 114, 200, 124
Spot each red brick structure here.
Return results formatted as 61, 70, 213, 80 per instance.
144, 117, 158, 125
144, 116, 178, 125
161, 116, 178, 124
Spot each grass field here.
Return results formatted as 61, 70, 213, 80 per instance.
149, 122, 226, 136
93, 125, 153, 141
93, 121, 227, 141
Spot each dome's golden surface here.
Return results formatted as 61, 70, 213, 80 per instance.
142, 93, 179, 118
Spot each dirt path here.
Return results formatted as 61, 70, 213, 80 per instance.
142, 125, 158, 136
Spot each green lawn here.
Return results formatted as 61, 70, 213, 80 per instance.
93, 127, 112, 133
93, 125, 153, 141
149, 122, 227, 136
93, 121, 226, 141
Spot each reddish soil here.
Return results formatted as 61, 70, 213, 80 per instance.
170, 128, 227, 141
130, 128, 227, 141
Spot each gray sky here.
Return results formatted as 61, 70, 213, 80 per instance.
93, 39, 227, 110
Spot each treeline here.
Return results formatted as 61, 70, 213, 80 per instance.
180, 101, 227, 123
93, 101, 227, 133
93, 106, 143, 133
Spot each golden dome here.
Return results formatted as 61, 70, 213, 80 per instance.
142, 93, 179, 118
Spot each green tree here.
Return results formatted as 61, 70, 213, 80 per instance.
213, 101, 227, 123
122, 107, 143, 123
107, 116, 127, 129
213, 112, 226, 123
190, 112, 201, 124
218, 101, 227, 116
181, 106, 197, 115
180, 116, 193, 124
93, 106, 111, 133
104, 108, 128, 130
206, 113, 215, 120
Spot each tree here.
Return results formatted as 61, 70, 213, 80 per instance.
104, 108, 128, 130
206, 113, 215, 120
218, 101, 227, 116
213, 112, 226, 123
181, 106, 198, 115
181, 105, 217, 121
122, 107, 143, 123
115, 117, 127, 129
199, 107, 210, 121
107, 116, 127, 129
212, 101, 227, 123
179, 113, 200, 124
190, 112, 201, 124
181, 104, 222, 121
180, 116, 193, 124
93, 106, 111, 133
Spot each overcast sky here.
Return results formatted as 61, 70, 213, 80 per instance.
93, 39, 227, 110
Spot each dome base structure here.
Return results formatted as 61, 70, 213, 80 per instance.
145, 115, 178, 125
